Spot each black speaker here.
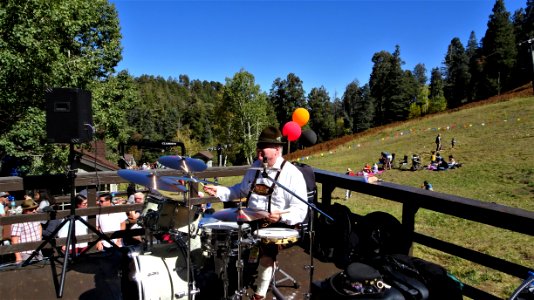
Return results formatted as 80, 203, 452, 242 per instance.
46, 88, 93, 144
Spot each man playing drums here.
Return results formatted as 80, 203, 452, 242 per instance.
204, 126, 308, 299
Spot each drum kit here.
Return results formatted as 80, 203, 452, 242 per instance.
118, 155, 309, 300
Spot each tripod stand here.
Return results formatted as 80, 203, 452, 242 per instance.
23, 144, 119, 298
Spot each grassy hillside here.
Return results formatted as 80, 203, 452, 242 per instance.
282, 92, 534, 298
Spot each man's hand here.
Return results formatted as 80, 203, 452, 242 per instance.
203, 185, 218, 197
265, 210, 289, 224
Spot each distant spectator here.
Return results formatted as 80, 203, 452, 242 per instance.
58, 193, 89, 255
36, 189, 56, 213
345, 168, 355, 200
423, 181, 433, 191
0, 192, 8, 216
372, 163, 379, 174
126, 184, 136, 204
435, 134, 442, 152
95, 193, 123, 251
11, 198, 42, 262
121, 210, 142, 248
448, 155, 462, 169
451, 137, 456, 149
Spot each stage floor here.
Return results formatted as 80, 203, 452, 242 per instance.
0, 243, 341, 299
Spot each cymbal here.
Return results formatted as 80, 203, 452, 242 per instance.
211, 207, 269, 222
158, 155, 208, 173
160, 176, 217, 186
118, 169, 187, 193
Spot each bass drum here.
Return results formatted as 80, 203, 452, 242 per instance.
122, 243, 193, 300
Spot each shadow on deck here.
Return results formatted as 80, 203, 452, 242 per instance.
0, 244, 340, 300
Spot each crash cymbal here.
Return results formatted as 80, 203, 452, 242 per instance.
211, 207, 269, 222
117, 169, 187, 193
158, 155, 208, 173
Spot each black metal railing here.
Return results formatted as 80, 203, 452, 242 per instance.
0, 166, 532, 299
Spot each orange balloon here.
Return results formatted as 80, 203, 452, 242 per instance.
292, 108, 310, 127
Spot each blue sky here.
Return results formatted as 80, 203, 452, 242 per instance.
111, 0, 524, 97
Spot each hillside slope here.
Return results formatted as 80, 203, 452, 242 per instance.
284, 85, 533, 298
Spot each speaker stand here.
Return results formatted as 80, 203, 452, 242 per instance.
22, 144, 119, 298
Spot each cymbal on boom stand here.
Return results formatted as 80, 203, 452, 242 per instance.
117, 169, 187, 193
158, 155, 208, 173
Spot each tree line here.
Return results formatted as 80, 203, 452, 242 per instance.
0, 0, 532, 174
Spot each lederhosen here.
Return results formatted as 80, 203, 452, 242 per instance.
245, 160, 292, 259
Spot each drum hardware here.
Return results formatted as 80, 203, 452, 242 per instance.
259, 175, 334, 299
119, 155, 214, 300
211, 207, 269, 222
118, 169, 188, 193
158, 155, 208, 173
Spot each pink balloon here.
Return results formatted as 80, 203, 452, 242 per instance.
282, 121, 302, 141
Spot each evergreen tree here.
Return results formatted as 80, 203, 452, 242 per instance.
512, 5, 534, 89
268, 73, 306, 126
369, 46, 408, 125
307, 87, 335, 143
342, 81, 359, 132
413, 63, 428, 87
353, 84, 375, 132
429, 68, 447, 113
466, 31, 482, 101
444, 37, 470, 108
479, 0, 517, 98
369, 50, 394, 125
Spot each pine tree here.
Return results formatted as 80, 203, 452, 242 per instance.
479, 0, 517, 98
444, 37, 470, 108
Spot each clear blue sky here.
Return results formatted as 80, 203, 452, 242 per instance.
111, 0, 524, 98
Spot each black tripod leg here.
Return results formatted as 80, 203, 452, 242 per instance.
76, 216, 120, 251
58, 215, 76, 298
22, 217, 70, 267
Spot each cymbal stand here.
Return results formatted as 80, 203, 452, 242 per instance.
232, 201, 249, 299
183, 181, 199, 300
304, 202, 315, 300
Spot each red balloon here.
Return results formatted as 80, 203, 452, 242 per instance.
282, 121, 302, 141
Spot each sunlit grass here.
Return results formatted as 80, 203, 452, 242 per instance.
285, 96, 534, 298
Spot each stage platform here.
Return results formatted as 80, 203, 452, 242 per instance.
0, 244, 341, 299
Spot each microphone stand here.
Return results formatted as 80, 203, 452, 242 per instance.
261, 169, 333, 299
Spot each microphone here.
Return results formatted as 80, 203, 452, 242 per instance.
262, 156, 268, 178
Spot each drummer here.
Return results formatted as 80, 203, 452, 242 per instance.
204, 126, 308, 300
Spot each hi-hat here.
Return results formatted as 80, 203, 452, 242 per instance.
158, 155, 208, 173
211, 208, 269, 222
118, 169, 187, 193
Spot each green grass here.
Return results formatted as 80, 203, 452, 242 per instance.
288, 96, 534, 298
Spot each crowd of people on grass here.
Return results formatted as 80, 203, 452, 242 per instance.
343, 133, 463, 196
0, 188, 146, 263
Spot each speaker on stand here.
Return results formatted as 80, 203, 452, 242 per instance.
45, 88, 94, 144
26, 88, 116, 298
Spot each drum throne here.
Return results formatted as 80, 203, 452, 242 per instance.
269, 186, 317, 299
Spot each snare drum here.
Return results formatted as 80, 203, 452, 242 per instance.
121, 244, 192, 300
254, 228, 300, 245
142, 195, 200, 234
201, 222, 251, 255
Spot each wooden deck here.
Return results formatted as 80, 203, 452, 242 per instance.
0, 241, 340, 300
